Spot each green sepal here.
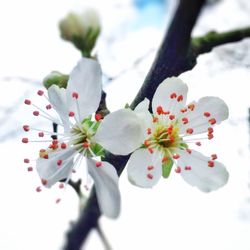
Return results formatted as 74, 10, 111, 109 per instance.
91, 143, 104, 157
162, 157, 174, 178
43, 71, 69, 89
180, 142, 188, 149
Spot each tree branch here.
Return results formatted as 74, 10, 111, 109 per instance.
191, 27, 250, 56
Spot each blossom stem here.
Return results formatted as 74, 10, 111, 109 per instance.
96, 223, 112, 250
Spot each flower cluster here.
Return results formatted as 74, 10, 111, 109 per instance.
22, 59, 229, 219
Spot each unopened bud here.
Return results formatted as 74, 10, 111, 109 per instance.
43, 71, 69, 89
59, 9, 101, 56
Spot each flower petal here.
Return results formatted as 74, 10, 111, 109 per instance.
179, 97, 229, 135
152, 77, 188, 117
127, 149, 162, 188
48, 85, 70, 130
134, 98, 153, 138
67, 57, 102, 121
94, 109, 144, 155
177, 149, 229, 192
87, 158, 120, 219
36, 148, 76, 188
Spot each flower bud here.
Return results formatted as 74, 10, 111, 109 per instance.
59, 9, 101, 57
43, 71, 69, 89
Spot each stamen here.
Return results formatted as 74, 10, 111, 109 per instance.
24, 158, 30, 163
147, 128, 151, 135
175, 166, 181, 173
162, 157, 168, 163
208, 127, 213, 134
36, 186, 42, 192
147, 165, 154, 171
83, 142, 90, 149
209, 118, 216, 125
153, 117, 158, 123
46, 104, 52, 110
24, 99, 31, 105
56, 198, 61, 204
157, 106, 163, 115
211, 154, 217, 160
185, 166, 191, 170
181, 108, 187, 113
33, 111, 39, 116
37, 90, 44, 96
173, 154, 180, 159
57, 160, 62, 167
61, 143, 67, 149
188, 104, 195, 111
22, 138, 28, 143
27, 167, 33, 172
186, 128, 193, 134
208, 134, 214, 140
147, 173, 153, 179
38, 132, 44, 137
170, 93, 177, 99
182, 117, 188, 124
186, 148, 192, 154
204, 112, 211, 117
72, 92, 79, 99
208, 161, 214, 167
195, 141, 201, 146
69, 111, 75, 117
23, 125, 30, 132
148, 148, 154, 154
59, 183, 64, 189
41, 179, 48, 186
177, 95, 183, 102
169, 115, 175, 120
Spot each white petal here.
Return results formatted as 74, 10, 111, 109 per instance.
48, 85, 70, 130
67, 57, 102, 121
127, 149, 162, 188
179, 97, 229, 135
152, 77, 188, 117
94, 109, 144, 155
134, 98, 153, 138
36, 148, 76, 188
177, 149, 229, 192
87, 158, 120, 219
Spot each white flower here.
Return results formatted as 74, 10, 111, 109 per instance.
22, 58, 120, 218
95, 77, 229, 192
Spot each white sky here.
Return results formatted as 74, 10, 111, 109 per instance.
0, 0, 250, 249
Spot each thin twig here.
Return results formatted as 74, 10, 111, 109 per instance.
96, 223, 112, 250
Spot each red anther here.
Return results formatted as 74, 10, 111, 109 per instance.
43, 154, 49, 159
173, 154, 180, 160
175, 166, 181, 173
46, 104, 52, 110
37, 90, 44, 96
169, 136, 175, 143
163, 111, 170, 115
208, 127, 214, 134
95, 113, 102, 121
144, 140, 150, 147
72, 169, 76, 173
24, 158, 30, 163
186, 148, 192, 154
68, 111, 75, 117
36, 186, 42, 192
147, 128, 152, 135
96, 162, 102, 168
148, 148, 154, 154
38, 132, 44, 137
41, 179, 48, 186
57, 160, 62, 166
167, 125, 173, 134
170, 92, 177, 99
177, 95, 183, 102
211, 154, 217, 160
61, 143, 67, 149
27, 167, 33, 172
157, 106, 163, 115
188, 104, 195, 111
33, 111, 39, 116
56, 198, 61, 204
23, 125, 30, 132
209, 118, 216, 125
72, 92, 79, 99
185, 166, 191, 170
147, 165, 154, 171
182, 117, 189, 124
52, 140, 58, 145
208, 133, 214, 140
22, 138, 28, 143
181, 108, 187, 113
24, 99, 31, 105
208, 161, 214, 167
153, 117, 158, 123
162, 157, 168, 163
40, 149, 46, 153
147, 173, 153, 179
169, 115, 175, 120
59, 183, 64, 189
195, 141, 201, 146
83, 142, 90, 148
186, 128, 193, 134
204, 112, 211, 117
